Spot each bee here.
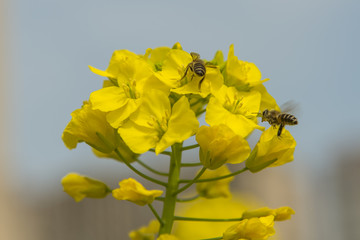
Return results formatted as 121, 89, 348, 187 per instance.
180, 52, 215, 89
261, 108, 298, 137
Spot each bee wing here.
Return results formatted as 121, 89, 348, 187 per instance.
280, 100, 300, 114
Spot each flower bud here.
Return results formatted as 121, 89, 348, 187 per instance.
242, 206, 295, 221
112, 178, 163, 206
196, 125, 250, 170
61, 173, 110, 202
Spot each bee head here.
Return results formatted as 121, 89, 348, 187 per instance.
261, 109, 269, 122
190, 52, 200, 61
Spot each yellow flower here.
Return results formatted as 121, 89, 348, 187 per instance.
273, 206, 296, 221
196, 165, 234, 198
61, 173, 110, 202
223, 44, 266, 87
88, 49, 139, 80
90, 51, 168, 128
143, 46, 171, 72
246, 127, 296, 172
154, 49, 223, 97
129, 219, 160, 240
156, 234, 179, 240
196, 125, 250, 169
62, 101, 119, 153
112, 178, 163, 206
154, 49, 192, 88
205, 85, 264, 137
223, 216, 275, 240
222, 44, 279, 112
118, 90, 199, 154
242, 206, 295, 221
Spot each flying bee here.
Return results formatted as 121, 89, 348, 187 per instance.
180, 52, 217, 89
260, 105, 298, 137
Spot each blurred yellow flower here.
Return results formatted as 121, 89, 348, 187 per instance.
196, 125, 250, 169
205, 85, 264, 137
223, 215, 275, 240
196, 165, 234, 198
112, 178, 163, 206
61, 173, 110, 202
246, 127, 296, 173
173, 195, 259, 240
156, 234, 179, 240
242, 206, 295, 221
129, 219, 160, 240
118, 90, 199, 154
273, 206, 296, 221
62, 101, 119, 153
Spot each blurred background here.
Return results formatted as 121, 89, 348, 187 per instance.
1, 0, 360, 239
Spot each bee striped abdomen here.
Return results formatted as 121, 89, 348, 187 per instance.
193, 62, 206, 77
278, 114, 298, 125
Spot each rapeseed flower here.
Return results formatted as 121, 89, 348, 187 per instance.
221, 44, 279, 111
154, 49, 223, 97
246, 127, 296, 172
90, 51, 168, 128
62, 101, 119, 153
118, 90, 199, 154
112, 178, 163, 206
205, 85, 264, 137
196, 124, 250, 169
61, 173, 110, 202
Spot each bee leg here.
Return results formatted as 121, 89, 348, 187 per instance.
180, 64, 190, 81
198, 76, 205, 90
277, 123, 284, 137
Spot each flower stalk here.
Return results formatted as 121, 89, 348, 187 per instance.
159, 143, 183, 235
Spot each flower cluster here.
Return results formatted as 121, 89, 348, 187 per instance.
61, 43, 297, 240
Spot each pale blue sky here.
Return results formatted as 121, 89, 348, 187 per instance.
7, 0, 360, 196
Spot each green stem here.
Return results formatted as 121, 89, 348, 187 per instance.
196, 109, 206, 117
181, 162, 203, 167
114, 149, 167, 187
155, 195, 200, 202
190, 98, 204, 107
175, 195, 200, 202
174, 216, 243, 222
174, 167, 206, 195
179, 167, 248, 183
181, 144, 200, 151
148, 204, 164, 226
136, 159, 169, 176
159, 143, 183, 235
149, 148, 171, 156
